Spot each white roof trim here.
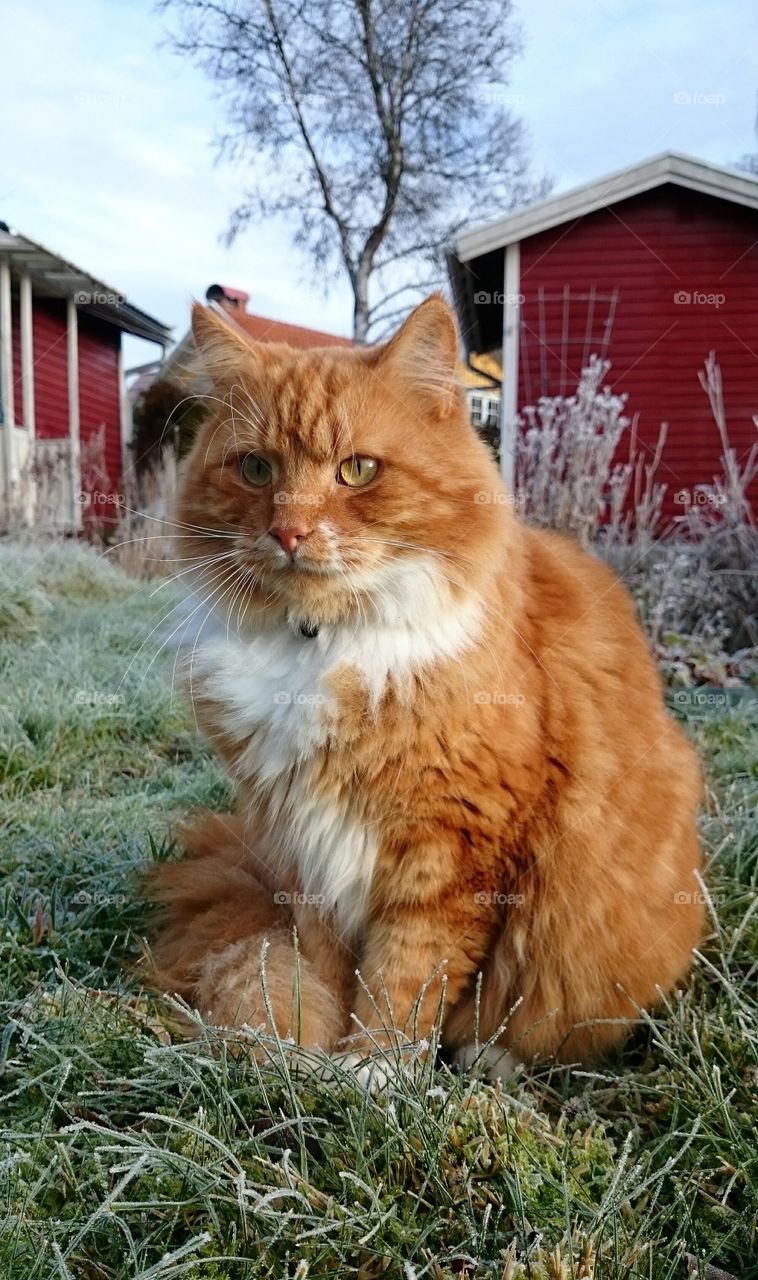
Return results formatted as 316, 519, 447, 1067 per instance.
0, 226, 171, 344
454, 151, 758, 262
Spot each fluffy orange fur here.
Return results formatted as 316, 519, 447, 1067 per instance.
146, 295, 703, 1069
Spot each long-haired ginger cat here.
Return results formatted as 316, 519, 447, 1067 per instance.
147, 295, 703, 1080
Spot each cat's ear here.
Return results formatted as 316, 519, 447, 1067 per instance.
377, 295, 460, 414
191, 302, 262, 387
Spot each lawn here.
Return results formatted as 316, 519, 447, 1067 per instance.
0, 541, 756, 1280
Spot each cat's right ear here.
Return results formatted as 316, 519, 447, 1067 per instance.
191, 302, 261, 387
373, 294, 461, 417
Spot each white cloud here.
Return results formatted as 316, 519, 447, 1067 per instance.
0, 0, 353, 364
508, 0, 757, 189
1, 0, 755, 366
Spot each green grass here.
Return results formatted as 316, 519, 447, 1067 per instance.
0, 540, 756, 1280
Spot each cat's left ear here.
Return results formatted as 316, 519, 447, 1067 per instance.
191, 302, 262, 387
376, 294, 460, 415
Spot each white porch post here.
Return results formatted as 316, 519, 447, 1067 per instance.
20, 273, 35, 440
19, 272, 35, 523
67, 295, 82, 530
500, 241, 521, 492
0, 259, 14, 514
118, 342, 131, 493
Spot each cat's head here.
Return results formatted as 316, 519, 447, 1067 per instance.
176, 295, 510, 632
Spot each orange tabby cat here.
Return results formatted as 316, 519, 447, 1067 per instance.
147, 295, 703, 1077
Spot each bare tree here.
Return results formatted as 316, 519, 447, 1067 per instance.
161, 0, 548, 340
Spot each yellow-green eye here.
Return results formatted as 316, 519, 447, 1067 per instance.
337, 456, 379, 488
241, 454, 273, 487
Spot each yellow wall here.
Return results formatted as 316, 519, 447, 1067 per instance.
456, 351, 502, 391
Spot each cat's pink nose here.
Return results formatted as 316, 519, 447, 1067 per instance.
269, 525, 310, 555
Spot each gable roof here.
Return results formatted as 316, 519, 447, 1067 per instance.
0, 224, 172, 345
160, 303, 352, 393
454, 151, 758, 263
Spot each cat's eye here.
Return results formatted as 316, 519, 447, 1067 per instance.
337, 456, 379, 488
241, 454, 273, 487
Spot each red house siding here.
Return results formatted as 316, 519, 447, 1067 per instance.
12, 299, 71, 438
517, 185, 758, 516
10, 301, 22, 425
9, 298, 123, 519
77, 314, 122, 519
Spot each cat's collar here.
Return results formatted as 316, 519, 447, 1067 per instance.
286, 611, 320, 640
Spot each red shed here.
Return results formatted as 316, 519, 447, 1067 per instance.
448, 152, 758, 517
0, 224, 171, 530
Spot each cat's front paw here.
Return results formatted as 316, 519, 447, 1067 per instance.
329, 1040, 428, 1093
451, 1042, 521, 1081
335, 1049, 398, 1093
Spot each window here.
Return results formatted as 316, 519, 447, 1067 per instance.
469, 393, 500, 431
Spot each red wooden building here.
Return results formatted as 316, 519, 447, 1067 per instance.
0, 223, 171, 529
448, 152, 758, 515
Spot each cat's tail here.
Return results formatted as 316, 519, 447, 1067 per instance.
140, 810, 348, 1050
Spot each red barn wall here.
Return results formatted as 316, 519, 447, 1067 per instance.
11, 298, 70, 437
10, 301, 22, 425
516, 185, 758, 517
77, 312, 123, 523
10, 298, 123, 522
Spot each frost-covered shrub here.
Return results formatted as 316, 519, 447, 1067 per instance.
107, 448, 178, 580
514, 354, 758, 683
514, 355, 666, 551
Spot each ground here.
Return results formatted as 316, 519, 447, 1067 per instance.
0, 542, 756, 1280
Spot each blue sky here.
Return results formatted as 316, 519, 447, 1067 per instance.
2, 0, 756, 365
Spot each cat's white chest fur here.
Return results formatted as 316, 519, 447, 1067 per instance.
189, 625, 375, 935
186, 558, 483, 938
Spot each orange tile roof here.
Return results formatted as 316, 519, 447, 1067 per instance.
235, 312, 352, 350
